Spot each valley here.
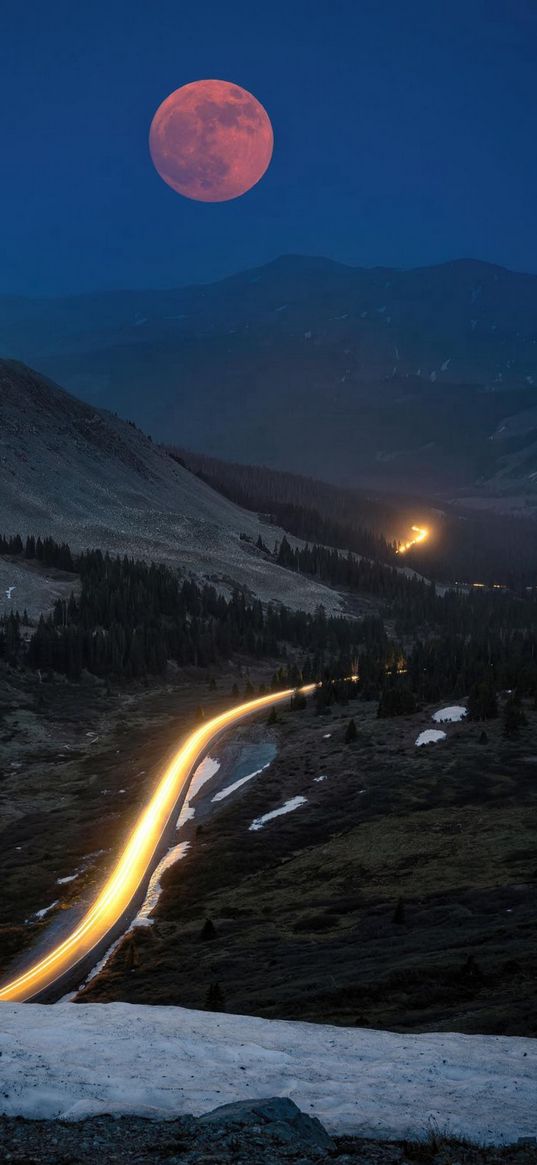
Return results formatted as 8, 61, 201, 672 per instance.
4, 8, 537, 1155
1, 348, 536, 1151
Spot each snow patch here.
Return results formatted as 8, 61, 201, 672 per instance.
249, 796, 308, 832
212, 763, 270, 803
416, 729, 447, 747
0, 1002, 535, 1144
32, 901, 60, 921
432, 705, 467, 724
176, 756, 220, 829
130, 842, 191, 929
80, 937, 124, 989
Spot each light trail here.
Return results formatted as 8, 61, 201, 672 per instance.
0, 683, 316, 1003
396, 525, 429, 555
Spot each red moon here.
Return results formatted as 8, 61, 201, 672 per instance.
149, 79, 274, 202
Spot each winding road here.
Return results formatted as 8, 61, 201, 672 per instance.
0, 684, 315, 1003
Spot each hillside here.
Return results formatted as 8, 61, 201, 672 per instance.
80, 693, 537, 1039
178, 449, 537, 586
3, 257, 537, 496
0, 359, 342, 613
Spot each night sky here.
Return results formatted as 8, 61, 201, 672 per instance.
2, 0, 537, 295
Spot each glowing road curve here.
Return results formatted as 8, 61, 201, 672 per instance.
0, 684, 315, 1003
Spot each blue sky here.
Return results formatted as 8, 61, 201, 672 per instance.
1, 0, 537, 293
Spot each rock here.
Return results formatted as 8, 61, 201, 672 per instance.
198, 1096, 334, 1150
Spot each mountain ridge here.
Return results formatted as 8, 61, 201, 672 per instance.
2, 253, 536, 307
2, 256, 537, 495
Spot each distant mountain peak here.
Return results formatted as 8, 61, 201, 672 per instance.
262, 253, 354, 272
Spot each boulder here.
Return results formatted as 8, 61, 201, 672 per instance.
199, 1096, 334, 1150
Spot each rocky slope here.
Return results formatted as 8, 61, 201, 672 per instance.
0, 359, 342, 613
0, 1106, 534, 1165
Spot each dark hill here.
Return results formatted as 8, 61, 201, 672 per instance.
0, 359, 344, 613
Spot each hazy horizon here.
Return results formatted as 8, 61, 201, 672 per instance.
3, 250, 537, 301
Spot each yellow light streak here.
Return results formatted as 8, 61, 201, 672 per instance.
0, 684, 316, 1003
396, 525, 429, 555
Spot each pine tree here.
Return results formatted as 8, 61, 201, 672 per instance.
204, 982, 226, 1011
345, 718, 358, 743
199, 918, 216, 941
468, 681, 498, 721
503, 697, 527, 737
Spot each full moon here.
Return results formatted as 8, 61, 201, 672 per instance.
149, 79, 274, 202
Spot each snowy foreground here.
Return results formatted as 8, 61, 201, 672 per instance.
1, 1003, 535, 1144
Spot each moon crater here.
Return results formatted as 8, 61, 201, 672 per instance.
149, 79, 274, 202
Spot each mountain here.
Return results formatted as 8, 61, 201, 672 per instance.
0, 359, 343, 613
2, 257, 537, 495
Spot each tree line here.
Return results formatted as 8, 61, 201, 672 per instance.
0, 541, 374, 680
0, 533, 74, 571
2, 534, 537, 713
173, 448, 398, 563
175, 448, 537, 589
274, 535, 537, 638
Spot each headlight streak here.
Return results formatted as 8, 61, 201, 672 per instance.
0, 684, 317, 1003
396, 526, 429, 554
